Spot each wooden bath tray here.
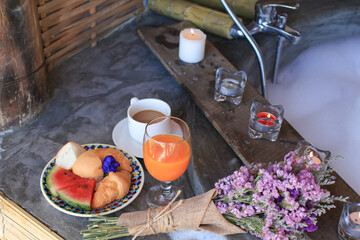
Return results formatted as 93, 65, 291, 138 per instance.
138, 21, 360, 240
138, 21, 303, 165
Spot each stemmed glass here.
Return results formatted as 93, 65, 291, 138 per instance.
143, 116, 192, 208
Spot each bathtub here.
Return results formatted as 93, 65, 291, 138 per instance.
268, 35, 360, 195
209, 0, 360, 194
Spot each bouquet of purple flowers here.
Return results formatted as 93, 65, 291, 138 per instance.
214, 150, 348, 240
82, 149, 347, 240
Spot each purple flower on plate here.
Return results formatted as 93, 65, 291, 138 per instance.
102, 155, 120, 174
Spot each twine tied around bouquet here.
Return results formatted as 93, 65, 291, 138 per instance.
117, 189, 245, 237
132, 190, 184, 239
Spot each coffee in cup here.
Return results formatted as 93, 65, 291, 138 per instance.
127, 97, 171, 144
132, 110, 165, 123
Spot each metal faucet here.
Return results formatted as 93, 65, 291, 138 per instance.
257, 1, 300, 43
231, 1, 301, 44
221, 0, 268, 98
223, 0, 301, 97
146, 0, 300, 95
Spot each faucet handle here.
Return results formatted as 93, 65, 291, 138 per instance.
277, 13, 288, 29
257, 0, 299, 11
256, 0, 299, 24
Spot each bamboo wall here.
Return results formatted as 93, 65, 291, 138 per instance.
37, 0, 145, 70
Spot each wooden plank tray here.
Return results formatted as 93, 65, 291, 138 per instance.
138, 21, 360, 240
139, 21, 302, 165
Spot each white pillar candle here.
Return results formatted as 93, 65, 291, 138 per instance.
179, 28, 206, 63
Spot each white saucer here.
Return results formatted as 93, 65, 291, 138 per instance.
112, 118, 143, 158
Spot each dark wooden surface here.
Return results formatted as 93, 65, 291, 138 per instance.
138, 21, 360, 240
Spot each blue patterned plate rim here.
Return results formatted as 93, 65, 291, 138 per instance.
40, 143, 145, 217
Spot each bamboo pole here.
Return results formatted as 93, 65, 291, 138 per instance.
188, 0, 257, 19
147, 0, 235, 39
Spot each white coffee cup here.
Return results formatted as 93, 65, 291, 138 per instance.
127, 97, 171, 144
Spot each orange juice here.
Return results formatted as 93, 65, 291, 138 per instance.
143, 134, 191, 182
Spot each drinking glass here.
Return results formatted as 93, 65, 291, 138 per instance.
143, 116, 192, 208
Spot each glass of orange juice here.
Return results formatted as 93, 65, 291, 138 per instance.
143, 116, 192, 208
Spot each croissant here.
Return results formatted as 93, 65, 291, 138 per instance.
91, 170, 131, 209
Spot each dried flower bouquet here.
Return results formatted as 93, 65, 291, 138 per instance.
82, 149, 348, 240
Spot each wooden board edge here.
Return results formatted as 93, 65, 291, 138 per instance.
0, 191, 63, 240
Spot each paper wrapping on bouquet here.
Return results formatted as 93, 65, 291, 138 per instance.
117, 189, 245, 236
147, 0, 234, 39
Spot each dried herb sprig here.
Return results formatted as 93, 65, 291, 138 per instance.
81, 216, 129, 240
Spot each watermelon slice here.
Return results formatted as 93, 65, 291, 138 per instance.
46, 165, 83, 196
57, 180, 95, 211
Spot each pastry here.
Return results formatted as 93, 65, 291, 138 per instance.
91, 170, 131, 209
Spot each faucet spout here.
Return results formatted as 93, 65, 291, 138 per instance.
263, 24, 301, 44
221, 0, 268, 98
253, 1, 301, 44
230, 21, 262, 38
226, 1, 301, 91
230, 2, 301, 45
231, 21, 300, 45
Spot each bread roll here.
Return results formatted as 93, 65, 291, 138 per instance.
72, 151, 104, 180
56, 142, 86, 170
92, 148, 132, 173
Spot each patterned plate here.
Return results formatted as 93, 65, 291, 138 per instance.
40, 143, 144, 217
